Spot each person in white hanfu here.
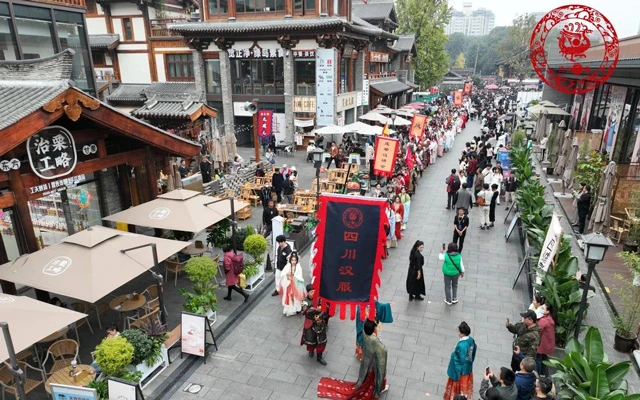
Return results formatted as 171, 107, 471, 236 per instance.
277, 252, 306, 316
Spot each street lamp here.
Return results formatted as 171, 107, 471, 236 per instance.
390, 111, 397, 127
312, 148, 324, 203
574, 232, 613, 338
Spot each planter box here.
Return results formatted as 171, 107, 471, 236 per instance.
206, 309, 217, 325
130, 344, 169, 388
245, 252, 266, 292
289, 230, 311, 251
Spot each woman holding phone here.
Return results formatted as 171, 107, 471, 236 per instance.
440, 242, 465, 306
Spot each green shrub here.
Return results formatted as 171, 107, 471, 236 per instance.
180, 285, 217, 313
120, 329, 153, 366
184, 256, 218, 287
206, 219, 231, 248
94, 336, 134, 376
181, 256, 218, 314
243, 234, 267, 279
510, 129, 526, 148
88, 380, 108, 399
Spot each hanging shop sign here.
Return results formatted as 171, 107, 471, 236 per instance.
227, 47, 285, 59
29, 174, 87, 196
27, 126, 77, 180
453, 91, 463, 106
0, 158, 21, 172
292, 49, 316, 58
336, 92, 357, 112
463, 82, 473, 95
409, 115, 428, 139
293, 96, 316, 113
369, 52, 389, 63
256, 110, 273, 138
82, 144, 98, 155
316, 48, 336, 126
311, 195, 386, 319
373, 136, 399, 177
361, 80, 369, 106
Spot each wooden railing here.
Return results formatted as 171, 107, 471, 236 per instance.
150, 19, 188, 38
32, 0, 86, 8
367, 71, 397, 80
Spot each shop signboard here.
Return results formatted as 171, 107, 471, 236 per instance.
293, 96, 316, 113
336, 92, 357, 112
361, 80, 369, 106
292, 49, 316, 58
373, 136, 399, 178
316, 48, 336, 126
227, 47, 284, 59
50, 383, 98, 400
272, 113, 287, 143
181, 312, 206, 357
579, 90, 594, 131
27, 126, 77, 180
356, 92, 362, 108
29, 174, 87, 196
369, 52, 389, 63
256, 110, 273, 139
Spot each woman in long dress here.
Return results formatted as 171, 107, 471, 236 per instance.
391, 196, 404, 241
444, 321, 476, 400
406, 240, 426, 301
355, 300, 393, 360
385, 201, 397, 249
399, 187, 411, 231
278, 252, 306, 316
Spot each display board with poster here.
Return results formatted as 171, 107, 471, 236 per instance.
50, 383, 98, 400
180, 312, 218, 363
108, 378, 145, 400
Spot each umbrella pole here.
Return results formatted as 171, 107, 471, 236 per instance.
1, 323, 28, 400
203, 197, 238, 254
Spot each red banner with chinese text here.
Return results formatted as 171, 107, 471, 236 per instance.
311, 194, 386, 320
409, 114, 427, 139
256, 110, 273, 139
373, 136, 399, 178
463, 82, 472, 95
453, 91, 463, 106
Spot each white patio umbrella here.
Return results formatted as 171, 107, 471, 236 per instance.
372, 105, 393, 114
388, 115, 412, 126
590, 161, 617, 231
344, 122, 396, 136
359, 112, 389, 124
395, 109, 416, 117
562, 137, 580, 190
313, 124, 350, 135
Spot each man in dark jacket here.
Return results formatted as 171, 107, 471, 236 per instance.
200, 156, 212, 183
282, 175, 295, 204
514, 357, 537, 400
272, 235, 292, 296
506, 310, 541, 372
259, 184, 272, 208
262, 200, 278, 237
454, 182, 473, 214
271, 168, 284, 203
480, 367, 517, 400
453, 208, 470, 252
577, 184, 591, 234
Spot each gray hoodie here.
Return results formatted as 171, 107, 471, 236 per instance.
455, 188, 473, 210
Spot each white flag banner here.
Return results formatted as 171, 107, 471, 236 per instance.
537, 212, 563, 273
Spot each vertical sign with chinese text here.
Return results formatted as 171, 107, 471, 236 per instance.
537, 212, 562, 280
27, 126, 77, 180
256, 110, 273, 140
316, 48, 336, 126
453, 91, 463, 106
373, 137, 399, 178
312, 195, 386, 320
463, 82, 472, 94
362, 80, 370, 106
409, 115, 427, 139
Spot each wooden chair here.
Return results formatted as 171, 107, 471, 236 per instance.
42, 339, 80, 376
165, 259, 185, 286
127, 308, 160, 330
0, 362, 46, 398
70, 303, 94, 345
142, 284, 168, 316
236, 205, 252, 220
240, 188, 259, 207
609, 216, 629, 244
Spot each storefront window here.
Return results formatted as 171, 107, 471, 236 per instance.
0, 4, 18, 60
166, 53, 195, 81
590, 84, 611, 131
237, 0, 284, 12
205, 59, 222, 94
231, 58, 284, 95
0, 209, 21, 261
55, 10, 95, 93
13, 4, 56, 60
340, 58, 352, 94
208, 0, 229, 15
28, 178, 102, 247
612, 88, 639, 163
295, 60, 315, 95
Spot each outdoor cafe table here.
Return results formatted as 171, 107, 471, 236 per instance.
45, 364, 95, 394
277, 205, 315, 218
110, 294, 146, 327
181, 243, 208, 256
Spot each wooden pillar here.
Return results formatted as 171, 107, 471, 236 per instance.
145, 147, 158, 201
7, 153, 49, 302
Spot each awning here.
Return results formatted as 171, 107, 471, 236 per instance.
369, 80, 411, 95
295, 119, 315, 128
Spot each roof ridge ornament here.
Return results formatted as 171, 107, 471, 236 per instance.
42, 89, 100, 122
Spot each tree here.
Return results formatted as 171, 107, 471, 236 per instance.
445, 32, 466, 66
396, 0, 451, 87
454, 52, 466, 68
497, 14, 537, 79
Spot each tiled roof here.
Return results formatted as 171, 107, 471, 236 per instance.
350, 15, 398, 40
145, 82, 199, 99
89, 34, 120, 49
132, 100, 203, 119
0, 81, 70, 131
391, 34, 415, 52
0, 49, 74, 81
352, 0, 395, 21
169, 17, 346, 34
370, 80, 411, 95
106, 84, 149, 103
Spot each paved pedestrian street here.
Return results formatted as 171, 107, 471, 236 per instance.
162, 119, 532, 400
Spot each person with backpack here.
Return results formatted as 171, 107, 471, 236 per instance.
440, 242, 465, 306
282, 175, 295, 204
222, 244, 249, 302
477, 183, 492, 230
446, 169, 460, 210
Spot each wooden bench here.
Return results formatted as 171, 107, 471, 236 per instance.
165, 324, 182, 363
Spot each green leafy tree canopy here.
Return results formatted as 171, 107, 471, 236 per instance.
497, 14, 537, 79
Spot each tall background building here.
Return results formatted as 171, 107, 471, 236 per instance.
445, 1, 495, 36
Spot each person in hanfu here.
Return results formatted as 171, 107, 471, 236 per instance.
444, 321, 477, 400
399, 186, 411, 231
318, 320, 389, 399
277, 252, 306, 316
385, 200, 397, 249
355, 300, 393, 360
301, 284, 329, 365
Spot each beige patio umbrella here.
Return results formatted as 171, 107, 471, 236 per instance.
359, 112, 389, 124
535, 110, 549, 142
0, 226, 188, 304
388, 115, 412, 126
226, 133, 238, 158
562, 137, 581, 191
590, 161, 617, 231
1, 294, 86, 361
103, 189, 248, 233
554, 129, 572, 176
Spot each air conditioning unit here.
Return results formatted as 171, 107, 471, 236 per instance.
190, 11, 199, 22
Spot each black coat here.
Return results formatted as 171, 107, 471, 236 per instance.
406, 251, 426, 296
272, 173, 284, 192
200, 161, 212, 183
577, 192, 591, 214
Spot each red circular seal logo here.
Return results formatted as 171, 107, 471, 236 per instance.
342, 207, 364, 229
530, 5, 619, 95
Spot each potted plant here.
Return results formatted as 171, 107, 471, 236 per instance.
179, 256, 218, 320
94, 336, 134, 377
623, 190, 640, 253
613, 252, 640, 353
242, 233, 267, 290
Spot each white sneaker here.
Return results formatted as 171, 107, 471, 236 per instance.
452, 299, 459, 304
444, 300, 452, 305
